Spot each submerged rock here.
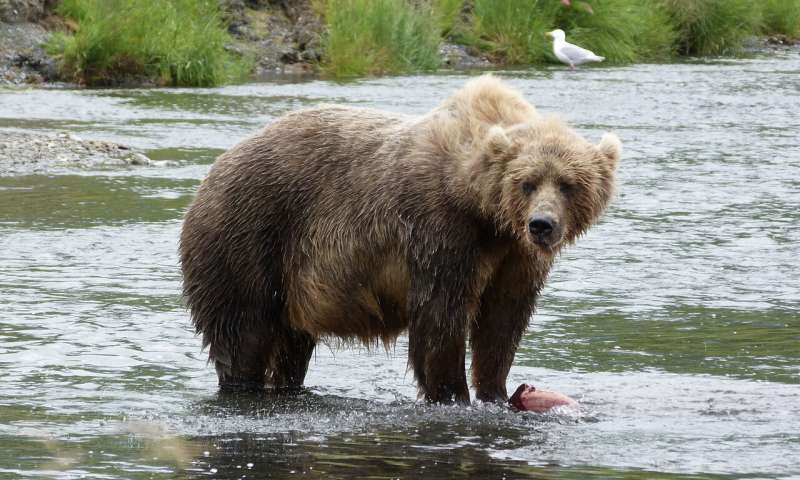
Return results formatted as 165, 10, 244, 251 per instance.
439, 43, 492, 69
765, 34, 799, 46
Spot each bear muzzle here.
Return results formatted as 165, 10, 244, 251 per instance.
528, 213, 562, 248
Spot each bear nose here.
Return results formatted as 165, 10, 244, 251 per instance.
528, 215, 555, 237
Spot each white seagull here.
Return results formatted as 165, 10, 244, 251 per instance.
545, 29, 605, 69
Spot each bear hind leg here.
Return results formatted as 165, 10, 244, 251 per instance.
267, 328, 316, 390
210, 324, 272, 392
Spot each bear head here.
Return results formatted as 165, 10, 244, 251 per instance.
427, 75, 621, 255
467, 118, 621, 254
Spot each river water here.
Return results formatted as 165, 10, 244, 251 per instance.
1, 52, 799, 479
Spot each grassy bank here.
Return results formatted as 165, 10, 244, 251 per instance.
459, 0, 677, 64
44, 0, 800, 83
47, 0, 248, 86
319, 0, 799, 76
320, 0, 441, 77
761, 0, 800, 38
460, 0, 798, 65
660, 0, 763, 55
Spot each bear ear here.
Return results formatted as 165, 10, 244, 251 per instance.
597, 133, 621, 170
485, 125, 512, 156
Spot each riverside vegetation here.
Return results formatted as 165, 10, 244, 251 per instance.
41, 0, 800, 84
46, 0, 247, 86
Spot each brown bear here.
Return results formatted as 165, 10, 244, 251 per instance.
180, 75, 620, 404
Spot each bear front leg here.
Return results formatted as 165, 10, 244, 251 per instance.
408, 307, 470, 404
470, 296, 533, 403
405, 215, 482, 404
407, 264, 475, 404
470, 257, 540, 403
408, 318, 469, 405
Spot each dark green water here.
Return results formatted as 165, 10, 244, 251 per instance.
1, 54, 799, 479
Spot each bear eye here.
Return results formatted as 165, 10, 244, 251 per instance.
521, 182, 536, 195
559, 181, 575, 194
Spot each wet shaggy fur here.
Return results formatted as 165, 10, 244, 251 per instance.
180, 75, 621, 404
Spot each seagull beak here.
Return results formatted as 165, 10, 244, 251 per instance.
545, 31, 552, 38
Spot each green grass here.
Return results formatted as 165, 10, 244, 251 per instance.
432, 0, 464, 36
466, 0, 677, 65
321, 0, 441, 78
45, 0, 800, 83
658, 0, 763, 55
47, 0, 248, 86
760, 0, 800, 37
554, 0, 678, 63
468, 0, 560, 64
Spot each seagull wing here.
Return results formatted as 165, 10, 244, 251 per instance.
560, 42, 604, 64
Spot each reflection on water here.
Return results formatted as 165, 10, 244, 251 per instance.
0, 175, 197, 228
1, 51, 799, 478
524, 308, 800, 383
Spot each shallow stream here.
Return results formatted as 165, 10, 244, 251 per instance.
1, 53, 799, 478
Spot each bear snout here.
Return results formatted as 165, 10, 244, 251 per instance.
528, 214, 560, 246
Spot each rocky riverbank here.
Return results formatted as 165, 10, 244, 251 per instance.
0, 131, 160, 175
0, 0, 58, 84
0, 0, 490, 86
224, 0, 324, 76
1, 0, 795, 87
224, 0, 490, 75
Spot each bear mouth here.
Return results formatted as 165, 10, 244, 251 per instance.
529, 233, 562, 251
